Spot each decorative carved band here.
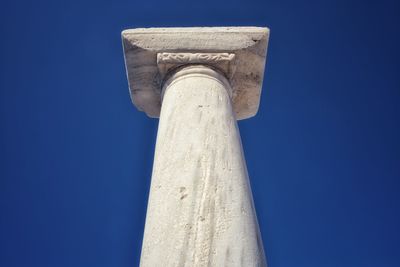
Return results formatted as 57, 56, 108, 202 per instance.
157, 52, 236, 80
157, 53, 235, 64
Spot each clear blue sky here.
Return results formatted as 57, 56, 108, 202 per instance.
1, 0, 399, 266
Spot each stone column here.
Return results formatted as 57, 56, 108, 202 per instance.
122, 27, 270, 267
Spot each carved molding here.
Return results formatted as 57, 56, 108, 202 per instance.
157, 52, 236, 80
122, 27, 269, 119
157, 52, 235, 64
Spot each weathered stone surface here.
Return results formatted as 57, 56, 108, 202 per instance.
121, 27, 269, 120
140, 66, 266, 266
121, 27, 270, 266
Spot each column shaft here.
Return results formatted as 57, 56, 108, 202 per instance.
140, 65, 266, 267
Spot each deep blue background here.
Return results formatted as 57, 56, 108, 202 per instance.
1, 0, 399, 266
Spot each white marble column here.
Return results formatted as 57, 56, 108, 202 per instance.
121, 27, 270, 267
141, 65, 266, 266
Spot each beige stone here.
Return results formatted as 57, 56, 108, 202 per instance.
121, 27, 269, 120
121, 27, 270, 267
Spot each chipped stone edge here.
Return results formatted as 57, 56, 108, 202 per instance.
121, 27, 270, 120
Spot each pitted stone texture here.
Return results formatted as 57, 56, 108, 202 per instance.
140, 66, 267, 266
122, 27, 269, 120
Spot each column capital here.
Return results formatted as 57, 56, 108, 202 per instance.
121, 27, 269, 120
157, 52, 236, 81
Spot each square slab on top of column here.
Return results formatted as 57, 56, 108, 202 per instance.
121, 27, 269, 120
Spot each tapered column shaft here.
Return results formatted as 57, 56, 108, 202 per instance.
140, 66, 266, 267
